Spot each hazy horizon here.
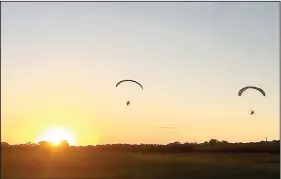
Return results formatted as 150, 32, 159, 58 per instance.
2, 138, 279, 147
2, 2, 279, 146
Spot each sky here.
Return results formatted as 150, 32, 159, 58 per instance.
1, 2, 280, 146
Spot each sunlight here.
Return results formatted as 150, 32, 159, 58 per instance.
35, 127, 75, 146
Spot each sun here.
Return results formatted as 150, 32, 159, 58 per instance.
36, 127, 75, 146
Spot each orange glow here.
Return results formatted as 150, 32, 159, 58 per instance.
35, 127, 75, 146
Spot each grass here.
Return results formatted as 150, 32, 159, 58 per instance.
2, 150, 280, 179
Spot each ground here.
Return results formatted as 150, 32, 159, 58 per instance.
2, 149, 280, 179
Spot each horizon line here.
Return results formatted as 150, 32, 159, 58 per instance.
2, 139, 279, 147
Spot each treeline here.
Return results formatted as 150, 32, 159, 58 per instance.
1, 139, 280, 154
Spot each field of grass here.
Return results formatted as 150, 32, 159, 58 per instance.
2, 149, 280, 179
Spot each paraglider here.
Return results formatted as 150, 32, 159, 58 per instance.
238, 86, 265, 115
250, 110, 255, 115
116, 79, 143, 106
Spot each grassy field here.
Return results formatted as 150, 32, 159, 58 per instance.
2, 149, 280, 179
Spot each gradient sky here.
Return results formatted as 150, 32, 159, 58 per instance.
2, 2, 279, 146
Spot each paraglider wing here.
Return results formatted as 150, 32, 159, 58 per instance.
238, 86, 265, 96
116, 79, 143, 90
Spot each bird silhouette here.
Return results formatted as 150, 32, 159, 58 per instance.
126, 100, 130, 106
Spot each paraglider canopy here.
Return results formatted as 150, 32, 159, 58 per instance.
238, 86, 265, 96
116, 79, 143, 90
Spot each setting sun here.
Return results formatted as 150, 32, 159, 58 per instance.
35, 127, 75, 146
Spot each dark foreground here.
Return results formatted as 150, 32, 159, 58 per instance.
2, 149, 280, 179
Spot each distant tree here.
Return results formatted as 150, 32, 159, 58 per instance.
60, 140, 70, 147
26, 142, 34, 146
209, 139, 219, 146
2, 139, 279, 154
38, 141, 50, 148
168, 141, 181, 146
221, 140, 229, 145
1, 142, 9, 148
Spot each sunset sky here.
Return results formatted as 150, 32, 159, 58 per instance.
1, 2, 279, 146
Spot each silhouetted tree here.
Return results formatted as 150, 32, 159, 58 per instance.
1, 142, 9, 148
209, 139, 219, 146
3, 139, 279, 154
38, 141, 50, 148
60, 140, 70, 147
221, 140, 229, 145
